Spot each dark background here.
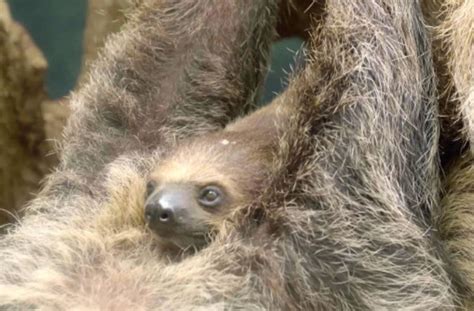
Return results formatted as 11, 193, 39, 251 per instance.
8, 0, 302, 103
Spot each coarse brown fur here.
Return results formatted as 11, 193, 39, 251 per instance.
419, 0, 473, 169
278, 1, 474, 306
275, 0, 472, 164
437, 2, 474, 306
276, 0, 326, 40
431, 0, 474, 151
421, 1, 474, 306
438, 152, 474, 308
59, 0, 279, 184
0, 0, 466, 309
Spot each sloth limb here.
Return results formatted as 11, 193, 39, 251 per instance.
60, 0, 279, 186
420, 0, 473, 168
430, 1, 474, 306
434, 0, 474, 151
438, 152, 474, 307
274, 0, 473, 164
421, 1, 474, 306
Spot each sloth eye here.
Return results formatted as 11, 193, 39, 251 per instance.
198, 186, 223, 208
145, 180, 156, 198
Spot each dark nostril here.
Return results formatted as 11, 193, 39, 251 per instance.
159, 210, 171, 222
144, 202, 174, 225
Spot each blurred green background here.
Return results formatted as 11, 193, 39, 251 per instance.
8, 0, 86, 99
8, 0, 302, 103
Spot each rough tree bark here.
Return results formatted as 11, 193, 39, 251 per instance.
0, 0, 51, 225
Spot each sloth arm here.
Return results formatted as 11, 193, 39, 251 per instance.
56, 0, 280, 190
260, 0, 451, 307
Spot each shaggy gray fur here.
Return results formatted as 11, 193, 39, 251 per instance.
0, 0, 463, 309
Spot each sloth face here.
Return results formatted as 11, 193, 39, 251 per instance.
144, 131, 269, 251
144, 179, 231, 249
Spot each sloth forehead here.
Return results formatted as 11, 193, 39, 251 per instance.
150, 131, 267, 197
153, 158, 231, 185
151, 140, 245, 188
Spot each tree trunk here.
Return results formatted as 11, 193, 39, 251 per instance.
0, 0, 50, 224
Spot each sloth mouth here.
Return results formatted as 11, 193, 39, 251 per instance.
150, 225, 208, 246
163, 233, 209, 251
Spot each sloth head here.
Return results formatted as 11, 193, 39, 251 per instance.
144, 131, 272, 250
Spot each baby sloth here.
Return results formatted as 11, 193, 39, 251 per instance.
144, 102, 287, 252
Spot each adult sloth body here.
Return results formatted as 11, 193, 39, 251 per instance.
0, 1, 463, 310
288, 0, 474, 305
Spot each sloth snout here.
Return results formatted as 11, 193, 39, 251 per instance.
144, 185, 192, 236
145, 201, 175, 225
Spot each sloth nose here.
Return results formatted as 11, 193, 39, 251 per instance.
144, 186, 191, 233
144, 202, 175, 225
